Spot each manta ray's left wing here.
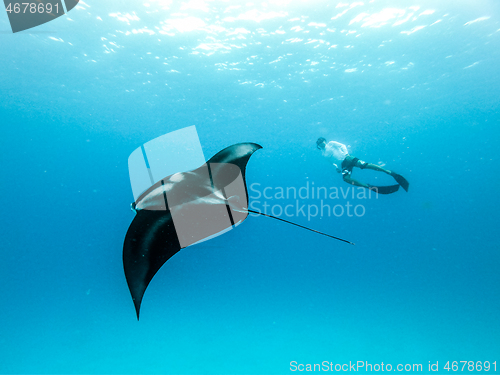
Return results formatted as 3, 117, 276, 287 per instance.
123, 209, 181, 320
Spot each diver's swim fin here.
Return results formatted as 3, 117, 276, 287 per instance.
368, 184, 400, 194
390, 172, 409, 192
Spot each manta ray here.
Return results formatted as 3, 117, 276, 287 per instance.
123, 143, 352, 319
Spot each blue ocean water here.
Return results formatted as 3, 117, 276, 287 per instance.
1, 0, 499, 374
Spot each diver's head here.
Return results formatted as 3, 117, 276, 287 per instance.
316, 137, 327, 150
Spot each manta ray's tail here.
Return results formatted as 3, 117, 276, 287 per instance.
247, 209, 355, 245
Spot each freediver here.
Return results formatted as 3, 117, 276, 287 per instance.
316, 137, 409, 194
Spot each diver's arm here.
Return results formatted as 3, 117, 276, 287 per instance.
329, 141, 348, 153
343, 175, 370, 188
340, 144, 348, 155
329, 141, 345, 149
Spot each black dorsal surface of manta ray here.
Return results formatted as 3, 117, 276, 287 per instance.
123, 142, 353, 320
